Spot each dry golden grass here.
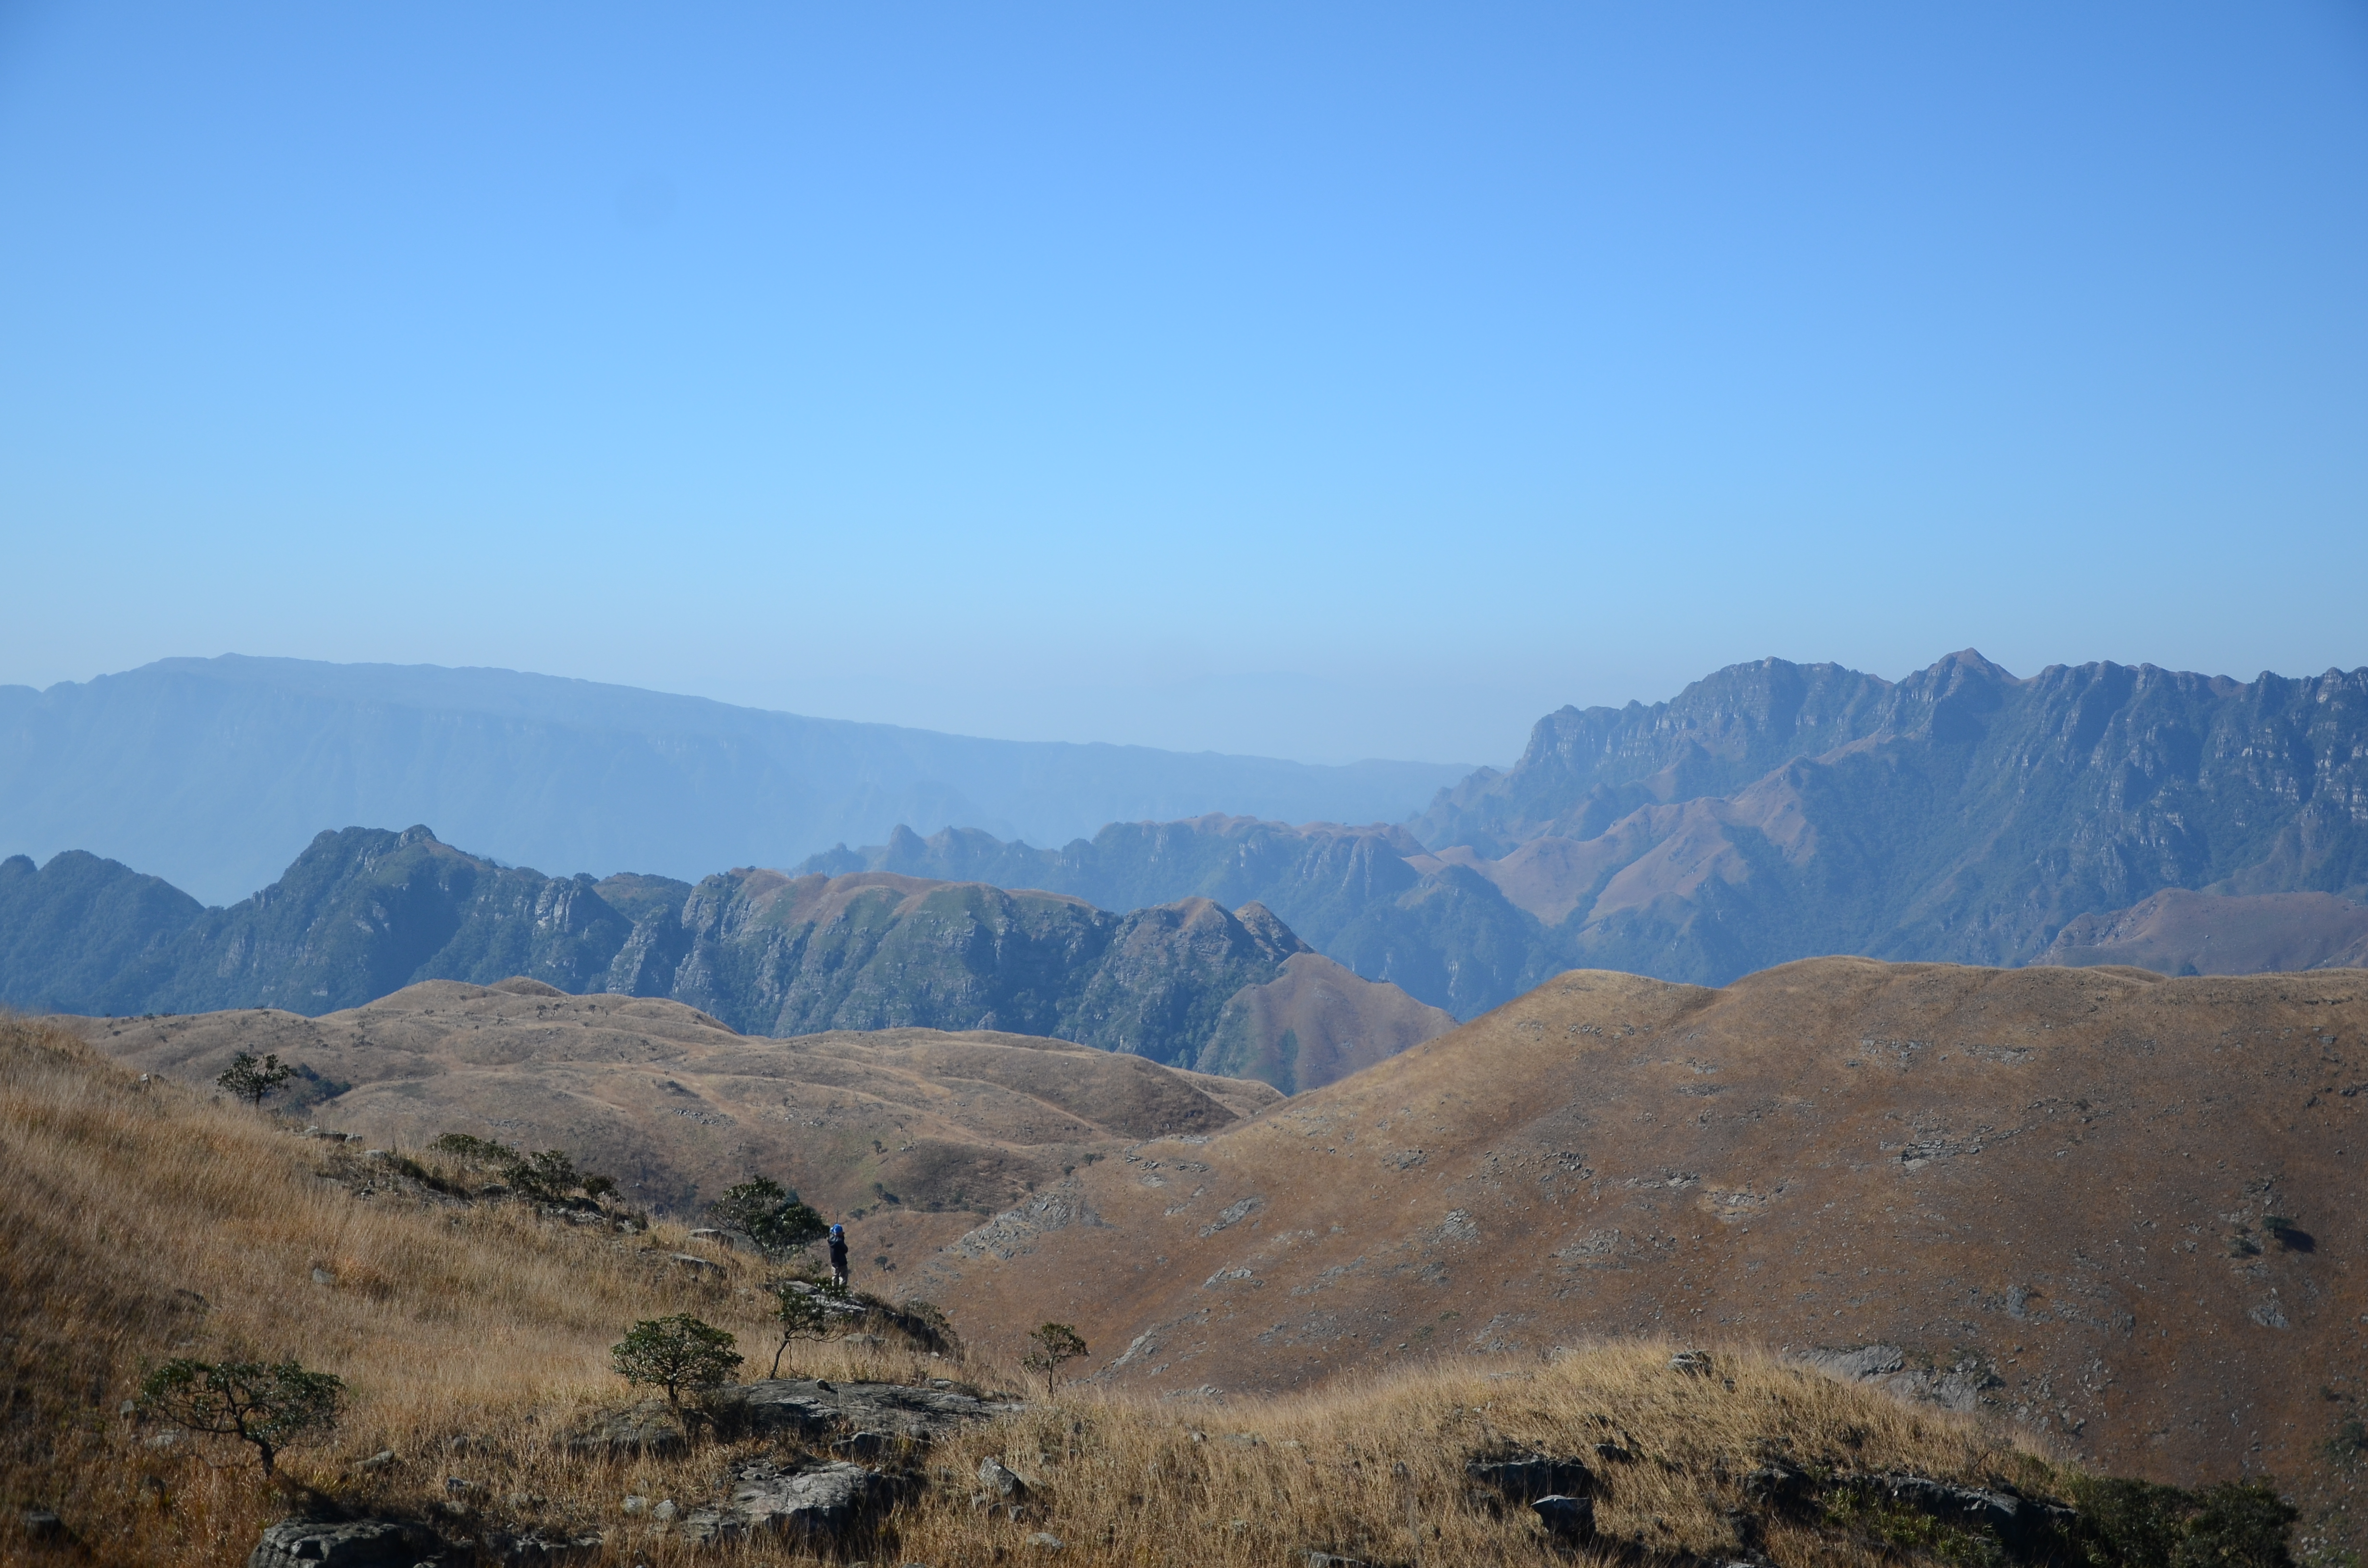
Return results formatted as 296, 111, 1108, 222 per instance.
2, 1014, 2067, 1567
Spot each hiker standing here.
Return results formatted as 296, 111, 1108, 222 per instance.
827, 1222, 850, 1290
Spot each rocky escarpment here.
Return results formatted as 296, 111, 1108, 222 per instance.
4, 828, 1444, 1082
813, 652, 2368, 997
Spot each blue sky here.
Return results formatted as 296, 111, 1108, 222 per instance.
3, 2, 2363, 764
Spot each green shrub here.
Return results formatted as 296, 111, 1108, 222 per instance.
2068, 1474, 2298, 1567
707, 1175, 827, 1254
1021, 1322, 1087, 1397
611, 1314, 742, 1406
430, 1134, 615, 1204
136, 1358, 343, 1475
216, 1052, 295, 1108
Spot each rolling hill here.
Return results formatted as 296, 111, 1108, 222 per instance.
20, 1007, 2274, 1568
65, 978, 1281, 1253
911, 956, 2367, 1552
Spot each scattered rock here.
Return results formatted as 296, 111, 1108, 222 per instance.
1026, 1532, 1064, 1551
1742, 1461, 1809, 1510
22, 1510, 62, 1542
1668, 1350, 1713, 1376
620, 1496, 649, 1516
1530, 1494, 1595, 1542
246, 1519, 442, 1568
482, 1526, 605, 1565
1467, 1450, 1591, 1504
650, 1500, 678, 1524
357, 1450, 396, 1472
667, 1252, 721, 1274
1798, 1344, 1905, 1381
1303, 1555, 1368, 1568
978, 1457, 1026, 1498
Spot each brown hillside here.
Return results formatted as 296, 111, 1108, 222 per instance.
1196, 951, 1457, 1093
68, 980, 1280, 1272
12, 1011, 2190, 1568
2039, 888, 2368, 975
914, 958, 2368, 1544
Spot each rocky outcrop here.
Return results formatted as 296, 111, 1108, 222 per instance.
711, 1377, 1024, 1444
247, 1519, 443, 1568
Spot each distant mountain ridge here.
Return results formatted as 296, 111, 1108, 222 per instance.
0, 826, 1452, 1091
0, 656, 1471, 906
802, 652, 2368, 1007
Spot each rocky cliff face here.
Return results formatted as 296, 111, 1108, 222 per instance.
0, 826, 1443, 1086
803, 652, 2368, 1004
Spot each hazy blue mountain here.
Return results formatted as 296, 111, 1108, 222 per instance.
0, 657, 1471, 906
795, 815, 1547, 1018
803, 652, 2368, 1005
0, 825, 1449, 1087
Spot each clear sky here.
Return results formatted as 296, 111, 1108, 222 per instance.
3, 2, 2363, 765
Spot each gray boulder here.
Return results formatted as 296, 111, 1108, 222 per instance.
247, 1519, 441, 1568
1530, 1494, 1595, 1542
728, 1459, 907, 1541
1467, 1451, 1591, 1505
978, 1457, 1026, 1498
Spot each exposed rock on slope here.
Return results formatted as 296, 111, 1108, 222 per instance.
915, 958, 2367, 1502
8, 827, 1441, 1086
814, 652, 2368, 1000
70, 980, 1282, 1239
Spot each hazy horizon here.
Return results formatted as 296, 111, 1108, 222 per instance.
4, 3, 2364, 763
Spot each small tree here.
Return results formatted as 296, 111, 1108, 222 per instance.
611, 1315, 742, 1406
765, 1279, 842, 1378
709, 1176, 827, 1255
1021, 1322, 1087, 1398
216, 1052, 296, 1108
430, 1135, 616, 1204
136, 1358, 344, 1475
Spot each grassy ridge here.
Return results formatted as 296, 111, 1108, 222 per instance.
0, 1013, 2300, 1566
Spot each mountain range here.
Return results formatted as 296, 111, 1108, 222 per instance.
5, 648, 2365, 1045
0, 656, 1469, 907
803, 651, 2368, 1009
0, 825, 1450, 1092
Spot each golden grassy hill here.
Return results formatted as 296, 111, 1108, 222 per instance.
65, 979, 1279, 1272
0, 1009, 2325, 1566
916, 958, 2368, 1555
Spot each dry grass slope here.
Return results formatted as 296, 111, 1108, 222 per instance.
0, 1011, 2317, 1567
